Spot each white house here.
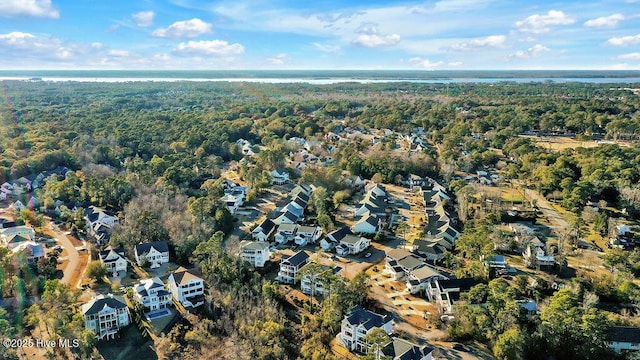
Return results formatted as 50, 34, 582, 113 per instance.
99, 247, 127, 276
321, 227, 352, 251
523, 244, 555, 268
134, 241, 169, 268
277, 250, 309, 284
336, 235, 371, 256
1, 225, 36, 250
252, 218, 276, 241
274, 210, 299, 225
270, 169, 290, 185
295, 225, 322, 246
431, 278, 477, 314
608, 326, 640, 353
85, 206, 118, 228
338, 306, 393, 353
380, 338, 434, 360
406, 266, 446, 295
85, 206, 118, 244
81, 294, 130, 340
220, 193, 243, 214
133, 277, 172, 313
240, 241, 271, 267
168, 267, 205, 308
275, 223, 298, 244
11, 241, 45, 264
300, 263, 342, 297
353, 212, 382, 234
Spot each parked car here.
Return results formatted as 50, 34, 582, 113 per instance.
364, 252, 372, 258
52, 245, 63, 253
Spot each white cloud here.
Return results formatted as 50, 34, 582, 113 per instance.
132, 11, 155, 27
448, 61, 463, 67
266, 53, 289, 65
584, 14, 624, 28
152, 18, 213, 38
0, 31, 81, 63
619, 53, 640, 61
312, 42, 340, 53
509, 44, 550, 59
352, 33, 400, 47
108, 50, 131, 57
607, 34, 640, 46
0, 0, 59, 19
515, 10, 575, 33
448, 35, 506, 50
0, 32, 36, 44
91, 42, 103, 49
408, 57, 444, 69
174, 40, 244, 56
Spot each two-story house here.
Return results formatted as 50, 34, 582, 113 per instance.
275, 223, 298, 244
406, 266, 446, 295
336, 235, 371, 256
252, 218, 276, 241
239, 240, 271, 267
338, 305, 393, 353
431, 278, 477, 314
277, 250, 309, 284
299, 263, 342, 297
294, 225, 322, 246
168, 266, 205, 308
81, 294, 130, 340
99, 246, 127, 276
134, 241, 169, 268
133, 277, 172, 314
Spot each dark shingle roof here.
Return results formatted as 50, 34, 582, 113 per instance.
135, 241, 169, 256
281, 250, 309, 267
437, 278, 477, 292
344, 305, 391, 330
255, 218, 276, 234
99, 247, 125, 262
327, 226, 352, 242
81, 294, 127, 315
608, 326, 640, 343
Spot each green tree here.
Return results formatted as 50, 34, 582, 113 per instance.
86, 261, 107, 283
493, 326, 526, 360
362, 328, 392, 360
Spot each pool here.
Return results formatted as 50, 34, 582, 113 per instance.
145, 308, 171, 320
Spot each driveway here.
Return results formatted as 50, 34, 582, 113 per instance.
523, 187, 569, 234
45, 220, 82, 286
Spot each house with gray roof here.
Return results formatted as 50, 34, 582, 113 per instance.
133, 277, 172, 314
240, 240, 271, 267
380, 337, 434, 360
277, 250, 309, 284
134, 241, 169, 268
81, 294, 130, 340
99, 246, 127, 276
339, 305, 393, 353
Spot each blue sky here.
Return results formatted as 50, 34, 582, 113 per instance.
0, 0, 639, 70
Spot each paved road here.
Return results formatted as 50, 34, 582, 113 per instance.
523, 187, 568, 234
46, 221, 80, 286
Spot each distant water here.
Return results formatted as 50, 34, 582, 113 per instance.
1, 70, 640, 84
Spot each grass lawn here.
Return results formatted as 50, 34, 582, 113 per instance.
97, 325, 157, 360
500, 188, 525, 203
150, 310, 179, 335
